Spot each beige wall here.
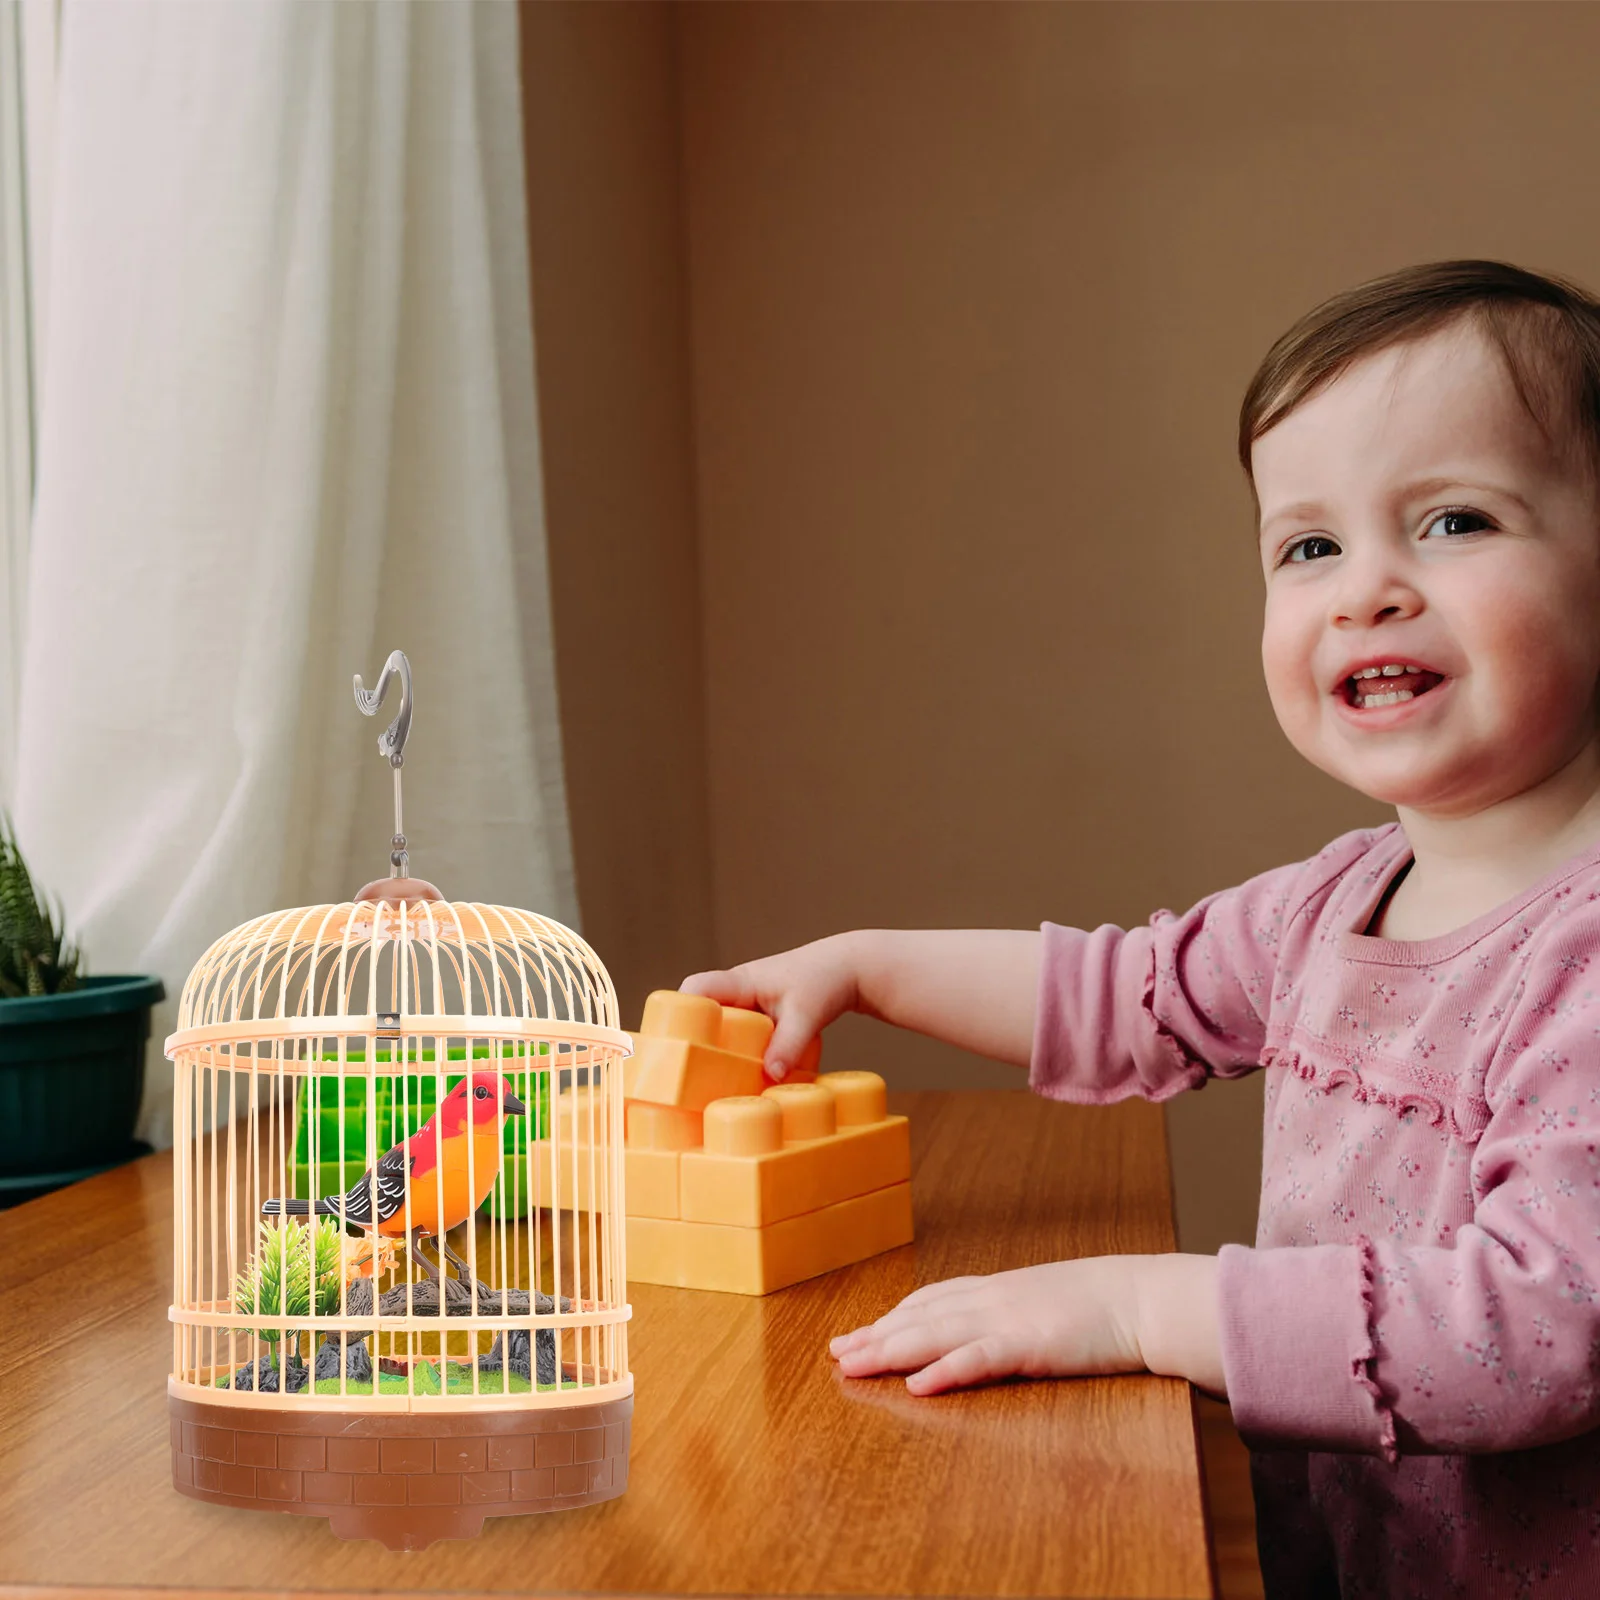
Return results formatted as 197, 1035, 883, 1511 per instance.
523, 1, 1600, 1253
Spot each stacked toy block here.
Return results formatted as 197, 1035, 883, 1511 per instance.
531, 990, 913, 1294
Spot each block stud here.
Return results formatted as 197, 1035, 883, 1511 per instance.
762, 1081, 836, 1142
818, 1070, 887, 1126
704, 1096, 783, 1156
640, 989, 722, 1044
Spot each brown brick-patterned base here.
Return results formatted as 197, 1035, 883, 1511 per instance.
169, 1392, 631, 1550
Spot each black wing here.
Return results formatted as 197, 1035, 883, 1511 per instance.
318, 1144, 413, 1228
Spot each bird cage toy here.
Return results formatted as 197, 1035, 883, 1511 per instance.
166, 652, 633, 1550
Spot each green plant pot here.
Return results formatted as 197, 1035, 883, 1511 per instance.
0, 975, 166, 1179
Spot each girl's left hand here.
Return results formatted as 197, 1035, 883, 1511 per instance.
829, 1254, 1225, 1396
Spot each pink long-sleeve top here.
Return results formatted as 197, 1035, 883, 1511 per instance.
1032, 823, 1600, 1599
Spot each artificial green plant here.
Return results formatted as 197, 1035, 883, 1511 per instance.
232, 1216, 344, 1370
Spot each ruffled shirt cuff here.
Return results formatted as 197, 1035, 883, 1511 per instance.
1218, 1239, 1397, 1462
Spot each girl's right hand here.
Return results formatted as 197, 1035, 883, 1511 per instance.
680, 931, 869, 1081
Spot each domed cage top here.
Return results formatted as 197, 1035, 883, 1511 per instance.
166, 895, 634, 1415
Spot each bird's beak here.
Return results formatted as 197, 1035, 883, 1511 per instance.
502, 1091, 526, 1116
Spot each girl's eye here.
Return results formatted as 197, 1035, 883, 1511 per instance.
1424, 508, 1493, 539
1279, 534, 1340, 567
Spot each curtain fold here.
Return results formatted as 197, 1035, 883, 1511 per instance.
11, 0, 576, 1146
0, 0, 36, 806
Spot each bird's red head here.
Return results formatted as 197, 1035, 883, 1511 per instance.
440, 1071, 527, 1133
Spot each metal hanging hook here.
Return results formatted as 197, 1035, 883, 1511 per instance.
353, 649, 412, 769
354, 651, 414, 877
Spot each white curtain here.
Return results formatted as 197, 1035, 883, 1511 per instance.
10, 0, 577, 1147
0, 0, 41, 802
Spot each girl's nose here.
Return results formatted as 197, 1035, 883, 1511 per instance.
1330, 541, 1422, 628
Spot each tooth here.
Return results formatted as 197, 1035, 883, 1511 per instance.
1404, 665, 1420, 674
1359, 689, 1414, 707
1381, 664, 1405, 676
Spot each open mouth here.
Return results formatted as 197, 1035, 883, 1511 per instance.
1342, 663, 1446, 709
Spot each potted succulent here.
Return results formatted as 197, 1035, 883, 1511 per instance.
0, 820, 164, 1203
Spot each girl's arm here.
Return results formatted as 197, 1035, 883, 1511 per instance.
685, 833, 1353, 1086
692, 927, 1232, 1397
692, 842, 1356, 1400
683, 928, 1041, 1079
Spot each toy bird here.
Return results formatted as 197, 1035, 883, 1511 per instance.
263, 1071, 526, 1281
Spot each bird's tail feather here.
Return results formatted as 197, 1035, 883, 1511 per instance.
261, 1198, 313, 1216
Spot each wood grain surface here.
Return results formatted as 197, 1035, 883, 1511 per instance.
0, 1092, 1213, 1599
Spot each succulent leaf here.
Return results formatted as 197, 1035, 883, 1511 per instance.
0, 819, 81, 997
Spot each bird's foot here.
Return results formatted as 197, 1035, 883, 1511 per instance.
408, 1228, 440, 1283
437, 1235, 476, 1284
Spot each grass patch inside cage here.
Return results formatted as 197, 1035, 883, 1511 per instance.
205, 1363, 580, 1396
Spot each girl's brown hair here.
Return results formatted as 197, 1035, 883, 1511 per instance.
1239, 260, 1600, 481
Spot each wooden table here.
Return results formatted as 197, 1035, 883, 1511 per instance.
0, 1091, 1213, 1600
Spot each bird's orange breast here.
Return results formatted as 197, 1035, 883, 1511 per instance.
376, 1130, 504, 1238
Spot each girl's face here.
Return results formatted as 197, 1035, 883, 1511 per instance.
1253, 324, 1600, 819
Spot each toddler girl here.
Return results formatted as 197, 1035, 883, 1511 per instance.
684, 260, 1600, 1597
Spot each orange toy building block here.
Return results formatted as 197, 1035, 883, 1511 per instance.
627, 1182, 914, 1295
531, 1073, 910, 1235
529, 1090, 683, 1218
625, 1067, 913, 1294
678, 1074, 910, 1228
623, 991, 819, 1110
528, 991, 914, 1294
530, 1142, 681, 1218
